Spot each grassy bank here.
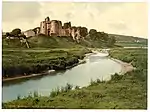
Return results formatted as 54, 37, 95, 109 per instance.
115, 41, 147, 47
3, 48, 147, 109
2, 48, 91, 79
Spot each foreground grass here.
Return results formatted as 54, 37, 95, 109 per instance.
3, 48, 147, 109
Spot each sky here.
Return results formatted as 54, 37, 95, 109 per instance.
2, 1, 148, 38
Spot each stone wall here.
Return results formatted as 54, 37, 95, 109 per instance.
39, 17, 88, 39
24, 30, 35, 38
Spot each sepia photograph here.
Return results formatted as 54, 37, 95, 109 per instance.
1, 0, 148, 109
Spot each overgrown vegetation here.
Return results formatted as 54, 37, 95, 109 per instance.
3, 48, 147, 109
2, 48, 91, 79
85, 29, 116, 48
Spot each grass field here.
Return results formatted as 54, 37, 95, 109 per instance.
3, 48, 147, 109
115, 41, 147, 47
2, 48, 91, 78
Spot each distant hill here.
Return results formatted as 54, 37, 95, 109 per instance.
108, 34, 147, 47
109, 34, 147, 42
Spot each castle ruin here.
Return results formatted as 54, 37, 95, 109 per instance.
24, 16, 88, 42
39, 17, 88, 41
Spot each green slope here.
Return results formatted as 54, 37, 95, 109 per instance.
3, 36, 84, 49
109, 34, 148, 47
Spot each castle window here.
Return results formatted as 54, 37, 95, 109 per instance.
43, 26, 44, 28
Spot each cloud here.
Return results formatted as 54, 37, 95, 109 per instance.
2, 2, 148, 38
65, 12, 74, 19
2, 1, 41, 22
109, 21, 128, 30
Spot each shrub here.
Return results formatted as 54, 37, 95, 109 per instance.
50, 87, 60, 98
17, 94, 21, 100
64, 83, 73, 91
33, 91, 38, 97
90, 79, 97, 86
75, 86, 80, 89
111, 73, 123, 81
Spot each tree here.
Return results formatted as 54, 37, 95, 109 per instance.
89, 29, 97, 35
5, 32, 10, 37
80, 27, 88, 37
107, 36, 116, 47
11, 28, 21, 37
97, 32, 109, 41
18, 34, 27, 39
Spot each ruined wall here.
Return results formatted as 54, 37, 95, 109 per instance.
46, 21, 51, 35
40, 21, 47, 34
50, 20, 60, 36
71, 28, 76, 40
36, 27, 40, 34
24, 30, 35, 38
60, 28, 66, 36
58, 21, 63, 36
64, 22, 71, 29
45, 17, 51, 35
39, 17, 88, 40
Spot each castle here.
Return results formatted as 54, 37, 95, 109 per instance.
24, 17, 88, 41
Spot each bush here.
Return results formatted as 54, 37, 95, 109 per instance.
90, 79, 97, 86
33, 91, 38, 97
50, 88, 60, 98
111, 73, 123, 81
17, 95, 21, 100
64, 83, 73, 91
75, 86, 80, 89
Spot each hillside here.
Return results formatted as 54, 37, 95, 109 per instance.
2, 35, 115, 49
109, 34, 148, 47
3, 33, 147, 49
109, 34, 147, 42
3, 36, 83, 49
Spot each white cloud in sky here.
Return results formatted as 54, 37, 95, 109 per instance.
2, 2, 148, 38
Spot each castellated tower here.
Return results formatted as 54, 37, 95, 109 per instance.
40, 17, 50, 35
45, 17, 51, 36
63, 22, 71, 36
40, 21, 47, 34
50, 20, 60, 36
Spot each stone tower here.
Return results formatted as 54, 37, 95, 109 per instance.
45, 17, 51, 35
50, 20, 60, 36
40, 21, 47, 34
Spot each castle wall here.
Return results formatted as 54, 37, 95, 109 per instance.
38, 17, 87, 39
50, 20, 59, 36
71, 28, 76, 40
46, 21, 51, 35
24, 30, 35, 38
40, 21, 47, 34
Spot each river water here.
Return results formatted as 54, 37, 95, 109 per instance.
2, 52, 122, 102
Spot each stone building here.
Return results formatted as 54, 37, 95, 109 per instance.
38, 17, 88, 40
24, 29, 35, 38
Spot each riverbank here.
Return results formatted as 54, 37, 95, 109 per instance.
111, 58, 135, 74
2, 48, 92, 81
3, 60, 87, 82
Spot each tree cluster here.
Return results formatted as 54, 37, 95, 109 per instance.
89, 29, 116, 46
5, 28, 26, 39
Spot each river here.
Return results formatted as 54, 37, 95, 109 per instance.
2, 52, 122, 102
